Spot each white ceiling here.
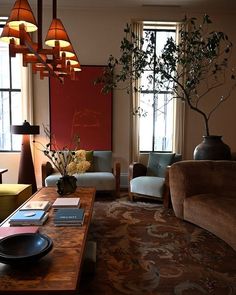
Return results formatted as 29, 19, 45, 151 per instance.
57, 0, 236, 9
2, 0, 236, 10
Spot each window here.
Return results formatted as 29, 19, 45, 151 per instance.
0, 18, 23, 151
139, 23, 176, 152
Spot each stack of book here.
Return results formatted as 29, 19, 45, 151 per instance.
53, 208, 85, 226
9, 210, 49, 226
9, 200, 51, 226
52, 197, 80, 209
21, 200, 51, 211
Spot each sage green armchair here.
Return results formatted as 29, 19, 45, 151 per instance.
129, 152, 182, 204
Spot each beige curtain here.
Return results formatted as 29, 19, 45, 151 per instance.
172, 22, 185, 155
130, 21, 143, 163
21, 65, 34, 123
172, 97, 185, 154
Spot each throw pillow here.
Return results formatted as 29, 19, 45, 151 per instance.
86, 150, 94, 172
147, 152, 175, 177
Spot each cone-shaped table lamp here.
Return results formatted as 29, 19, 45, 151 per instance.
11, 120, 40, 193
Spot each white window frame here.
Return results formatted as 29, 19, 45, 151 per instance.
0, 17, 24, 151
139, 23, 177, 153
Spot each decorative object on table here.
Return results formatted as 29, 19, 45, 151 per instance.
11, 120, 40, 193
0, 233, 53, 265
97, 15, 236, 160
53, 149, 90, 195
54, 208, 85, 226
35, 126, 91, 195
9, 209, 49, 226
56, 175, 77, 195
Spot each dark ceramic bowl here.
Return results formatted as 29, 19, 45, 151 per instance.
0, 233, 53, 265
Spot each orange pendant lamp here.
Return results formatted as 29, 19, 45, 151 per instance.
45, 18, 70, 48
0, 24, 20, 44
72, 63, 82, 72
7, 0, 37, 32
0, 0, 81, 81
60, 44, 76, 58
68, 55, 80, 65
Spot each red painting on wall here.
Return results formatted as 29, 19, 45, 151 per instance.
49, 66, 112, 150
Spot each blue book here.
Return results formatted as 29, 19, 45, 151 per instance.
9, 210, 47, 225
54, 208, 85, 225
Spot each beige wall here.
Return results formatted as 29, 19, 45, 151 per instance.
1, 4, 236, 187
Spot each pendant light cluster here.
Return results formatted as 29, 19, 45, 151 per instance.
0, 0, 81, 81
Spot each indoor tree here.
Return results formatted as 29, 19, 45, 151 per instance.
97, 14, 235, 137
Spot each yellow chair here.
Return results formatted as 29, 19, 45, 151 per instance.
0, 184, 32, 222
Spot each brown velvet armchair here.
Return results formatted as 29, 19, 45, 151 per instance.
169, 160, 236, 250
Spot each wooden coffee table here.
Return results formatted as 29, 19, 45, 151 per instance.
0, 186, 96, 295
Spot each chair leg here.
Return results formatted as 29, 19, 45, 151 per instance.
129, 191, 134, 202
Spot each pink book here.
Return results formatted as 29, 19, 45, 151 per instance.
0, 226, 39, 239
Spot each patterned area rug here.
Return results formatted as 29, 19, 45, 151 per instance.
80, 195, 236, 295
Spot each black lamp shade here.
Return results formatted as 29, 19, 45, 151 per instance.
11, 120, 40, 135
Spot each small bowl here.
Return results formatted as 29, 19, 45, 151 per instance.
0, 233, 53, 265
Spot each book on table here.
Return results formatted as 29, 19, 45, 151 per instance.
52, 197, 80, 209
9, 210, 49, 226
21, 200, 51, 211
54, 208, 85, 226
0, 226, 39, 239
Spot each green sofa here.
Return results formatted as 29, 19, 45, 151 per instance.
42, 151, 120, 197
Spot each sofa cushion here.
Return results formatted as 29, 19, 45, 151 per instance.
93, 151, 112, 172
86, 150, 94, 172
147, 152, 175, 177
45, 172, 115, 191
184, 193, 236, 250
130, 176, 165, 199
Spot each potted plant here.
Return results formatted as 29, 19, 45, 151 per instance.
34, 126, 91, 195
97, 14, 236, 159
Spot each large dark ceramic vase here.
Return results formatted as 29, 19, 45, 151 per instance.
56, 175, 77, 195
193, 135, 231, 160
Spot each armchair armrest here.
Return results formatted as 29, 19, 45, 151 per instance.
113, 161, 121, 197
41, 161, 55, 187
128, 162, 147, 201
129, 162, 147, 180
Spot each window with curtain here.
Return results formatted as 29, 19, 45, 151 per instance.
0, 17, 23, 151
139, 23, 177, 152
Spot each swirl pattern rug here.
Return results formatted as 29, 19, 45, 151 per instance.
80, 196, 236, 295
